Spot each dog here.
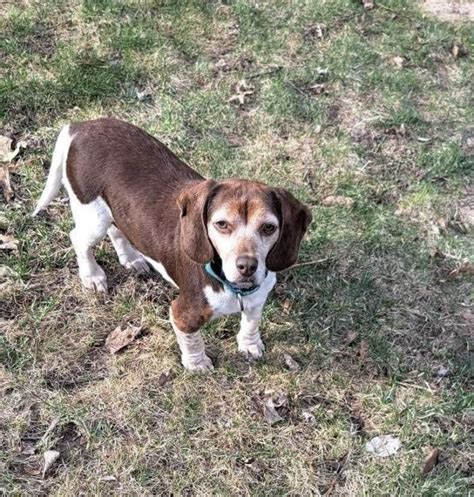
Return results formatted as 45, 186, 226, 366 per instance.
33, 118, 312, 372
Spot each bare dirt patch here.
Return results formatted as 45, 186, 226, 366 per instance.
421, 0, 474, 22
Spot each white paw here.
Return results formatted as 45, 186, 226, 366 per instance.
123, 257, 150, 274
80, 269, 108, 293
238, 338, 265, 360
182, 353, 214, 373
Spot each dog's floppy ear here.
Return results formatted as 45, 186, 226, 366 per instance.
177, 179, 217, 264
266, 188, 312, 272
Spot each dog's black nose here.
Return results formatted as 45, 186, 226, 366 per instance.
236, 256, 258, 277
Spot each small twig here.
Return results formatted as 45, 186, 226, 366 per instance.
291, 258, 329, 269
325, 451, 351, 496
39, 417, 60, 446
284, 80, 310, 98
248, 66, 282, 80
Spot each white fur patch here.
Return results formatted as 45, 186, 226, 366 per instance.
170, 310, 213, 372
204, 271, 276, 317
143, 256, 178, 287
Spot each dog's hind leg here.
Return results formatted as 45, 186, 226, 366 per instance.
107, 225, 150, 274
67, 187, 112, 293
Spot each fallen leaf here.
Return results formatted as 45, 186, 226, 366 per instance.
451, 43, 467, 59
282, 299, 292, 314
421, 447, 440, 475
308, 83, 325, 95
448, 261, 474, 278
283, 353, 300, 372
228, 79, 254, 106
0, 164, 13, 201
158, 370, 173, 386
99, 475, 117, 482
366, 435, 401, 457
42, 450, 60, 478
392, 56, 405, 68
0, 235, 18, 251
322, 195, 354, 208
362, 0, 374, 10
345, 330, 359, 346
263, 391, 289, 425
105, 324, 143, 354
358, 340, 369, 361
0, 135, 26, 163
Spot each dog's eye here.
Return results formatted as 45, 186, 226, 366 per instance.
261, 223, 277, 236
214, 220, 229, 231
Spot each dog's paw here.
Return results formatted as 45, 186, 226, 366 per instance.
80, 268, 108, 293
182, 353, 214, 373
238, 338, 265, 360
123, 257, 150, 274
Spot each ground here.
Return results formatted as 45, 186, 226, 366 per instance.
0, 0, 473, 495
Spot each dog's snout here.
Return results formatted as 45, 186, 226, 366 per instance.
236, 255, 258, 277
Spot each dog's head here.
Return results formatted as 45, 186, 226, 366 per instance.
177, 179, 312, 288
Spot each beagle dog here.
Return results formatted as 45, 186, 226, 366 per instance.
33, 118, 311, 372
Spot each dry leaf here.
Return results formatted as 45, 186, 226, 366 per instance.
0, 135, 26, 163
358, 339, 369, 361
105, 324, 143, 354
451, 43, 466, 59
366, 435, 401, 457
283, 353, 300, 372
99, 475, 117, 482
421, 447, 440, 475
345, 330, 359, 346
0, 164, 13, 201
263, 391, 289, 425
362, 0, 374, 10
392, 56, 405, 68
448, 261, 474, 278
322, 195, 354, 208
158, 370, 173, 386
282, 299, 291, 314
0, 235, 18, 251
308, 83, 325, 95
228, 79, 254, 106
42, 450, 60, 478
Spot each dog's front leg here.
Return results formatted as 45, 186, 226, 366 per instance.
170, 305, 213, 373
237, 304, 265, 359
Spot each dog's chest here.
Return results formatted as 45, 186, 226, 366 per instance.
204, 273, 276, 317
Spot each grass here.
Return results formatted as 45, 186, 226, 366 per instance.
1, 0, 473, 495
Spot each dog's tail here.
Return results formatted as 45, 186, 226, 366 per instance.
33, 124, 72, 216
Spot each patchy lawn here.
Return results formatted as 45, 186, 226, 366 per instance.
1, 0, 473, 495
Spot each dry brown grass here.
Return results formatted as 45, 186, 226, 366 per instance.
1, 0, 473, 495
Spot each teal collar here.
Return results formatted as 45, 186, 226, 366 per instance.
204, 262, 260, 297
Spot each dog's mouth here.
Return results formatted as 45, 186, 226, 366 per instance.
210, 260, 259, 292
233, 279, 257, 289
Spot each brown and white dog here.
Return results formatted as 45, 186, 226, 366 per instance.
33, 118, 311, 372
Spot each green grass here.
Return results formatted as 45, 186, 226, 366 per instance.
1, 0, 473, 495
